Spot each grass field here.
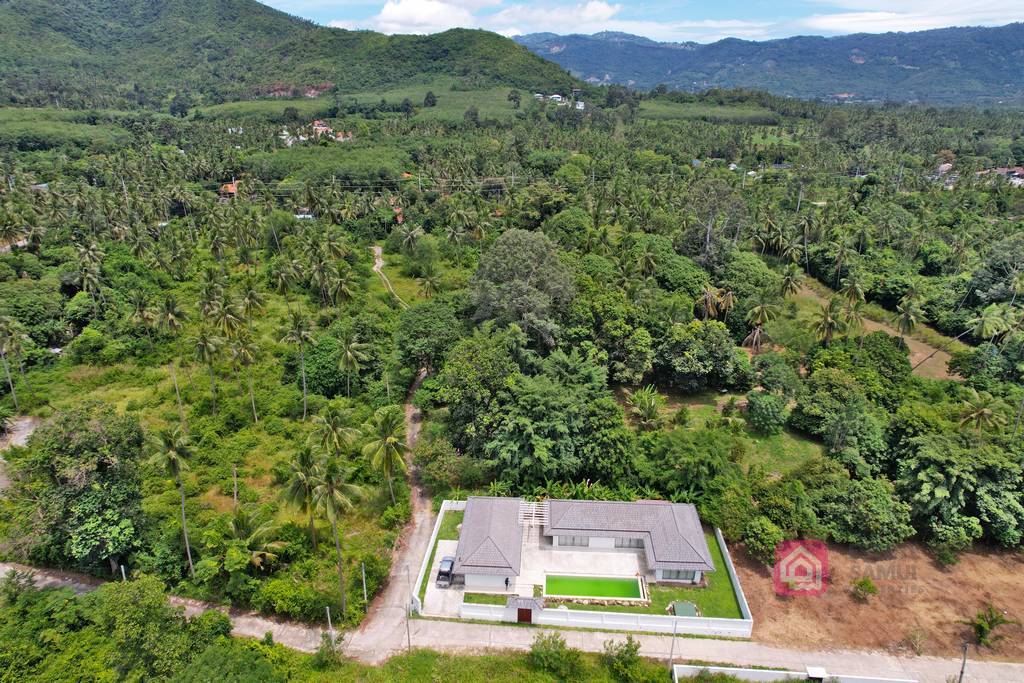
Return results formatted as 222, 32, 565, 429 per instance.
545, 575, 644, 599
558, 533, 743, 619
463, 592, 509, 605
638, 100, 780, 125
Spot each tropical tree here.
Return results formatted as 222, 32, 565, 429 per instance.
313, 403, 357, 455
624, 385, 665, 430
230, 334, 260, 422
192, 328, 223, 414
281, 445, 322, 550
813, 297, 847, 345
158, 295, 188, 427
338, 332, 370, 398
152, 427, 196, 579
699, 284, 720, 320
361, 405, 409, 505
958, 389, 1009, 433
281, 311, 314, 419
227, 506, 286, 571
893, 300, 921, 348
779, 263, 803, 298
743, 299, 780, 353
314, 459, 363, 614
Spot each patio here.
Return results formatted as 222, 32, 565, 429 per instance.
514, 526, 648, 597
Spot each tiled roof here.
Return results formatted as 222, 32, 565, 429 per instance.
453, 497, 524, 576
544, 499, 714, 572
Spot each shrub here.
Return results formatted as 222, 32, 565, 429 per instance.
528, 632, 581, 680
251, 577, 327, 621
745, 391, 786, 435
381, 499, 411, 530
601, 635, 642, 682
960, 604, 1020, 647
851, 576, 878, 602
742, 516, 784, 565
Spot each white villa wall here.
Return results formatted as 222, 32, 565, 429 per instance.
589, 536, 616, 549
465, 574, 512, 591
655, 569, 702, 584
538, 608, 752, 637
460, 602, 518, 622
672, 664, 917, 683
412, 499, 467, 614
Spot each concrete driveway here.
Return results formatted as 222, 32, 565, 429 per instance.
421, 540, 463, 617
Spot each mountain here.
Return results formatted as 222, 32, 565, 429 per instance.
0, 0, 575, 108
515, 24, 1024, 104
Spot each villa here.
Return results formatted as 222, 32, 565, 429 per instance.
452, 496, 715, 593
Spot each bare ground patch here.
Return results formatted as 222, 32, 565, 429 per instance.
734, 542, 1024, 660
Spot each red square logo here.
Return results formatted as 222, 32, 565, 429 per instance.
773, 539, 828, 596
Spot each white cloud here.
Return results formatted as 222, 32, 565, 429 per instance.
327, 0, 1024, 41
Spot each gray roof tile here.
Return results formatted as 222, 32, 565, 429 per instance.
453, 497, 524, 576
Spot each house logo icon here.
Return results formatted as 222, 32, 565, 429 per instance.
773, 539, 828, 596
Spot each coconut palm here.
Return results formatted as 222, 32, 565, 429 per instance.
239, 277, 266, 327
813, 297, 847, 345
699, 284, 720, 320
230, 334, 260, 423
192, 328, 223, 414
362, 405, 409, 505
838, 274, 866, 307
417, 263, 442, 299
779, 263, 803, 298
743, 299, 780, 353
281, 311, 314, 420
158, 295, 188, 428
718, 289, 736, 322
281, 445, 322, 551
314, 459, 364, 614
893, 301, 921, 348
228, 506, 286, 571
152, 427, 196, 579
958, 389, 1009, 433
313, 403, 357, 456
338, 332, 370, 398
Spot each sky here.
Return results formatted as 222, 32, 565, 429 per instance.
261, 0, 1024, 42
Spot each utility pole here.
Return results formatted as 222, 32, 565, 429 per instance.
361, 561, 368, 605
120, 565, 127, 582
666, 618, 678, 671
958, 641, 968, 683
325, 606, 335, 647
405, 564, 413, 653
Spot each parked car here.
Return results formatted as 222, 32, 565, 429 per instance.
436, 556, 455, 588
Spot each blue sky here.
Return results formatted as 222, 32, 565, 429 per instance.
261, 0, 1023, 42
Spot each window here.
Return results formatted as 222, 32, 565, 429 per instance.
614, 537, 643, 549
558, 535, 589, 547
662, 570, 697, 582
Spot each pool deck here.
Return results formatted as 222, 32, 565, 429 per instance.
516, 526, 647, 597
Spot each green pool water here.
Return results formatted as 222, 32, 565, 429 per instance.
544, 575, 643, 599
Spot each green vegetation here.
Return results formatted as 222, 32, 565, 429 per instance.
464, 592, 509, 605
545, 575, 644, 600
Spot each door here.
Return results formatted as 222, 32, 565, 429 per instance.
517, 608, 532, 624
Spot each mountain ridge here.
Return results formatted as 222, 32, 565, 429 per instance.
0, 0, 575, 109
515, 23, 1024, 104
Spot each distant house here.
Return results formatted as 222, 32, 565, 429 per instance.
936, 162, 954, 174
548, 94, 564, 103
533, 93, 544, 100
575, 101, 585, 111
219, 181, 238, 198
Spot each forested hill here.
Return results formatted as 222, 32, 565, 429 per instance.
515, 24, 1024, 104
0, 0, 575, 109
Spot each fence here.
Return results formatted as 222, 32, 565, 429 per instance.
460, 602, 514, 622
672, 664, 917, 683
716, 527, 753, 621
411, 499, 467, 614
536, 607, 752, 637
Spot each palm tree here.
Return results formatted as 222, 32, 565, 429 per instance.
838, 274, 866, 308
958, 389, 1008, 433
624, 385, 665, 430
911, 304, 1012, 370
0, 317, 22, 412
718, 289, 736, 323
361, 405, 409, 505
313, 403, 357, 455
813, 298, 847, 345
158, 295, 188, 428
193, 328, 223, 415
152, 427, 196, 579
779, 263, 803, 299
417, 263, 442, 299
743, 299, 780, 353
699, 284, 720, 320
845, 300, 868, 347
281, 445, 322, 551
239, 277, 266, 327
893, 301, 921, 348
281, 311, 314, 420
314, 459, 364, 614
231, 334, 260, 423
338, 332, 370, 398
228, 506, 286, 571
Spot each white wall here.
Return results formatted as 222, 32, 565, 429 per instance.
537, 607, 753, 638
672, 665, 916, 683
465, 573, 512, 591
412, 499, 467, 614
589, 536, 616, 549
655, 569, 701, 584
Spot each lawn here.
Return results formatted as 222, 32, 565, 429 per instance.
558, 533, 743, 619
545, 575, 643, 600
463, 592, 509, 606
638, 100, 780, 125
417, 509, 464, 604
